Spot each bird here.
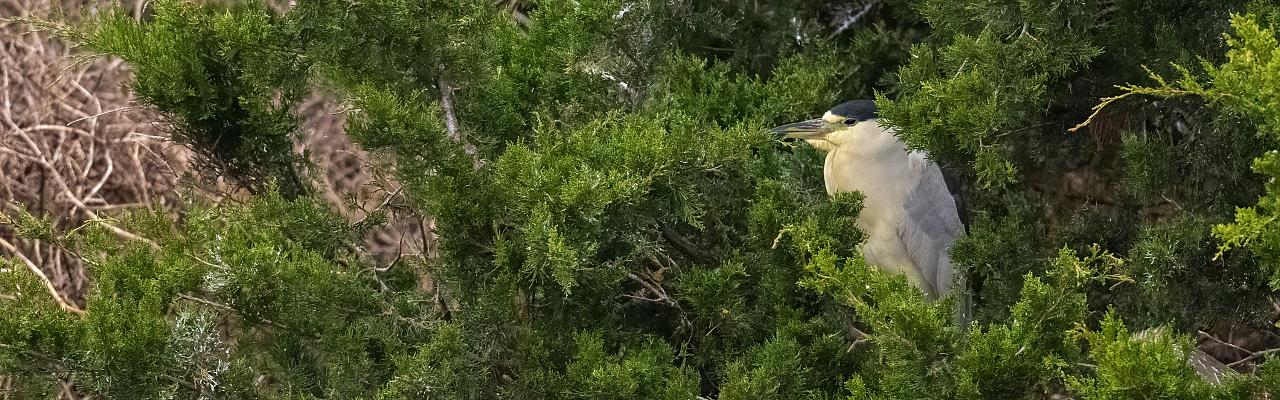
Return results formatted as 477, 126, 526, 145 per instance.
772, 100, 1238, 383
770, 100, 966, 300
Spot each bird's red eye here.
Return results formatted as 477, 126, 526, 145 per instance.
844, 118, 857, 125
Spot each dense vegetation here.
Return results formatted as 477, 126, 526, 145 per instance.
4, 0, 1280, 398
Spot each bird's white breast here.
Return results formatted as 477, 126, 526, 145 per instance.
823, 125, 919, 228
822, 124, 936, 293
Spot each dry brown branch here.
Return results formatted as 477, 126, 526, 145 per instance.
1198, 330, 1254, 359
438, 78, 461, 142
0, 0, 434, 394
176, 293, 290, 330
0, 236, 83, 315
294, 92, 429, 267
2, 0, 185, 309
1226, 348, 1280, 369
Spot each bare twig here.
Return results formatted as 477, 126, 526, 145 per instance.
437, 77, 481, 168
659, 224, 712, 264
437, 78, 461, 142
176, 293, 290, 330
0, 236, 85, 315
626, 272, 674, 305
1226, 348, 1280, 369
1198, 330, 1254, 358
827, 1, 876, 40
2, 10, 185, 306
353, 186, 403, 226
65, 106, 132, 126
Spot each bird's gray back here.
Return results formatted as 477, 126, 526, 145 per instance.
898, 151, 966, 297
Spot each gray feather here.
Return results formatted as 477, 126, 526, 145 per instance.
897, 152, 965, 297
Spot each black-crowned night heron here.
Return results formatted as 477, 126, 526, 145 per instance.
772, 100, 1235, 382
772, 100, 965, 300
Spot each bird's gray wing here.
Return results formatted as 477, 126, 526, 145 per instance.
897, 152, 966, 297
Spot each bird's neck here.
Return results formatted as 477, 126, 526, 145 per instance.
845, 123, 905, 157
822, 130, 915, 216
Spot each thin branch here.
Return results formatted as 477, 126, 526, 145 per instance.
1070, 80, 1207, 133
1226, 348, 1280, 369
1197, 330, 1253, 358
65, 106, 132, 126
625, 271, 692, 331
845, 337, 871, 353
158, 374, 197, 391
660, 225, 712, 264
436, 77, 481, 168
626, 272, 672, 305
353, 186, 404, 226
176, 293, 290, 330
1068, 91, 1138, 133
511, 8, 531, 28
0, 237, 85, 315
16, 129, 158, 249
827, 1, 876, 40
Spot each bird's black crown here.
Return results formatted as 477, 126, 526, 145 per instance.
830, 100, 877, 121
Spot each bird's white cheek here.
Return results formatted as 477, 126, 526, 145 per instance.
805, 139, 837, 152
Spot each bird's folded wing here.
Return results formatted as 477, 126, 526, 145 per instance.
897, 153, 966, 296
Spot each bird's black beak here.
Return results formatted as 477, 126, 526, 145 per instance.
770, 119, 831, 140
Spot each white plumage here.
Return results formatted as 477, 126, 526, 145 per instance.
821, 119, 964, 298
774, 103, 1237, 381
772, 104, 965, 299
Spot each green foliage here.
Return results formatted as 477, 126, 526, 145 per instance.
949, 248, 1100, 400
1098, 10, 1280, 293
379, 323, 484, 400
1068, 312, 1221, 400
558, 332, 699, 399
0, 260, 77, 398
7, 0, 1280, 398
40, 0, 310, 195
1115, 216, 1270, 329
1121, 132, 1177, 202
1261, 357, 1280, 394
719, 335, 814, 399
2, 192, 442, 398
877, 0, 1105, 187
948, 198, 1046, 321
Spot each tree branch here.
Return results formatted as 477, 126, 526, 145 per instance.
660, 224, 712, 264
176, 293, 290, 330
0, 237, 85, 315
437, 78, 482, 169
